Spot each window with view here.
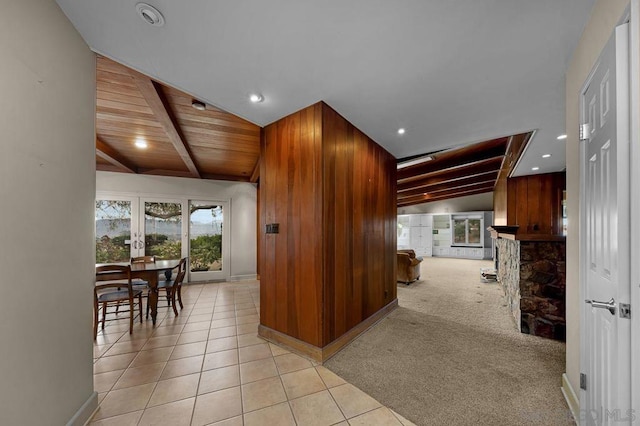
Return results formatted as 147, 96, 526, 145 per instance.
451, 215, 483, 247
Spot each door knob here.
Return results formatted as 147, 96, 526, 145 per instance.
585, 298, 616, 315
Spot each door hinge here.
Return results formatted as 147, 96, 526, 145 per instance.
579, 123, 590, 141
580, 373, 587, 390
619, 303, 631, 319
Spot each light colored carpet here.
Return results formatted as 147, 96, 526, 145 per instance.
325, 257, 572, 426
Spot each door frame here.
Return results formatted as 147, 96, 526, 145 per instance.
187, 200, 230, 283
95, 193, 141, 260
630, 0, 640, 419
578, 5, 639, 422
96, 191, 232, 283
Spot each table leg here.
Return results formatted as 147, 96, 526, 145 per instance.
148, 273, 159, 326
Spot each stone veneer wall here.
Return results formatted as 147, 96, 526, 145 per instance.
496, 239, 521, 327
496, 239, 567, 341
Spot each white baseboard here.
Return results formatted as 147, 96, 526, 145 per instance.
66, 391, 98, 426
561, 373, 579, 426
229, 274, 258, 282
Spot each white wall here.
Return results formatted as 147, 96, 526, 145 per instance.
97, 171, 257, 279
0, 1, 96, 424
565, 0, 629, 398
398, 192, 494, 215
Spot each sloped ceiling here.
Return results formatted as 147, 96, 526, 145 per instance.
56, 0, 595, 181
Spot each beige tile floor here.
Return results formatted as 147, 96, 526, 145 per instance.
91, 281, 415, 426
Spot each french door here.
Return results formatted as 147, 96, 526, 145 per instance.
140, 198, 183, 260
95, 196, 138, 263
95, 194, 228, 282
188, 201, 227, 282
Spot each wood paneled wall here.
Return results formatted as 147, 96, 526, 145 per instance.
493, 172, 566, 237
493, 133, 533, 226
259, 102, 397, 349
493, 169, 508, 226
321, 105, 397, 343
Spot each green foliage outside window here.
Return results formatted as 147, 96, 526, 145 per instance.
190, 234, 222, 271
96, 234, 130, 263
146, 233, 182, 259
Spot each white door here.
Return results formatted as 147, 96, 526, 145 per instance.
95, 195, 140, 263
580, 23, 632, 424
188, 200, 229, 282
139, 198, 184, 260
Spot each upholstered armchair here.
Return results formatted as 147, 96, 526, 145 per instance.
397, 249, 423, 284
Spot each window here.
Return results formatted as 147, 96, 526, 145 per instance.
451, 215, 483, 247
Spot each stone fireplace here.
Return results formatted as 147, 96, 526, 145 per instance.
495, 238, 566, 340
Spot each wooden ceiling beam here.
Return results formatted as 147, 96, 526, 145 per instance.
96, 137, 137, 173
397, 137, 508, 182
398, 185, 494, 207
137, 168, 193, 178
398, 156, 503, 192
397, 170, 498, 198
202, 173, 251, 183
398, 181, 495, 204
130, 70, 201, 178
137, 168, 251, 182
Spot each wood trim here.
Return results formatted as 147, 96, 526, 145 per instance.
258, 298, 398, 363
129, 70, 201, 178
96, 138, 137, 173
201, 173, 250, 182
136, 168, 249, 182
137, 168, 193, 177
515, 234, 566, 242
321, 298, 398, 362
250, 157, 260, 183
258, 324, 323, 362
506, 132, 534, 178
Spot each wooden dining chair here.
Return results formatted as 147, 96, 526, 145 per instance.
130, 255, 156, 317
94, 264, 143, 339
155, 257, 187, 316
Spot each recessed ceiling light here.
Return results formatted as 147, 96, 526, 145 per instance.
249, 94, 263, 103
542, 154, 552, 158
557, 134, 567, 140
531, 166, 540, 171
191, 100, 206, 111
423, 193, 428, 196
135, 137, 148, 149
135, 3, 165, 27
397, 128, 406, 135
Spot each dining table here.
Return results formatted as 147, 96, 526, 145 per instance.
96, 259, 181, 325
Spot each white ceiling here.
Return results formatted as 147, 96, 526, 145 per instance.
56, 0, 595, 177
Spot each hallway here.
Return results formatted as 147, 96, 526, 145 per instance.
325, 257, 571, 425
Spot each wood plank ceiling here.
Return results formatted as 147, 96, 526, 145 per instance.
96, 55, 532, 207
397, 132, 533, 207
96, 55, 261, 182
